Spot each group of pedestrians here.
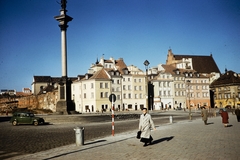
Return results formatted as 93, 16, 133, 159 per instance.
137, 106, 240, 147
201, 106, 240, 127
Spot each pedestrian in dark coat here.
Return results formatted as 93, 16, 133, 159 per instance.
219, 109, 229, 127
234, 107, 240, 122
201, 107, 208, 125
139, 108, 156, 147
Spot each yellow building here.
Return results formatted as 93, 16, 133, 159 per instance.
210, 70, 240, 109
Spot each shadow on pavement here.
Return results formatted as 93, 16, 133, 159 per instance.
207, 122, 214, 125
85, 139, 107, 145
152, 136, 174, 145
0, 116, 11, 122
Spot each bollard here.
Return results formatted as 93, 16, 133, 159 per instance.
169, 115, 173, 123
74, 127, 84, 146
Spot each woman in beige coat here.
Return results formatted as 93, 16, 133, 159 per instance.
201, 107, 208, 125
139, 108, 156, 146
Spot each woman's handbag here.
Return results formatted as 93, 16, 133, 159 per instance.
137, 131, 141, 139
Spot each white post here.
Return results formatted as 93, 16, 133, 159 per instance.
169, 115, 173, 123
112, 95, 114, 136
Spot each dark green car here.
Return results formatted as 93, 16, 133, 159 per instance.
10, 112, 45, 126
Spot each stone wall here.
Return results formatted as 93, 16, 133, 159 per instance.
0, 91, 58, 113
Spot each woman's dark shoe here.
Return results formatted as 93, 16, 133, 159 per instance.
143, 143, 148, 147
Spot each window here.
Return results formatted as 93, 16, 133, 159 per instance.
139, 79, 142, 82
128, 104, 132, 109
105, 83, 108, 88
84, 84, 86, 89
100, 92, 103, 98
134, 79, 137, 82
123, 85, 126, 90
135, 94, 138, 99
128, 93, 131, 99
117, 80, 120, 84
128, 85, 131, 90
197, 92, 200, 97
224, 93, 231, 99
91, 83, 94, 89
105, 92, 108, 98
91, 92, 94, 98
100, 83, 103, 88
139, 93, 142, 99
134, 86, 137, 90
84, 93, 86, 98
128, 78, 131, 81
139, 86, 142, 90
218, 93, 222, 99
117, 95, 120, 100
123, 93, 126, 99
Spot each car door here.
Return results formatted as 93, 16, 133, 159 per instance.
19, 113, 31, 124
18, 113, 26, 124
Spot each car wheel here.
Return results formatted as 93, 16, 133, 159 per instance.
12, 120, 18, 126
33, 121, 39, 126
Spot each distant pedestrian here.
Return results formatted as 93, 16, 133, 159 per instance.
139, 108, 156, 147
219, 109, 229, 127
213, 108, 217, 117
201, 107, 208, 125
234, 107, 240, 122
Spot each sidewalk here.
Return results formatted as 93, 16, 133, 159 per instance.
9, 114, 240, 160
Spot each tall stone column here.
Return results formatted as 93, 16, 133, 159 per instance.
54, 0, 74, 114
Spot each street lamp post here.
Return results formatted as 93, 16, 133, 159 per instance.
187, 80, 192, 120
233, 92, 235, 109
144, 60, 150, 111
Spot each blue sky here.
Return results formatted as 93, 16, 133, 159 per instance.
1, 0, 240, 91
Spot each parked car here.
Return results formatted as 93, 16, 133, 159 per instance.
10, 112, 45, 126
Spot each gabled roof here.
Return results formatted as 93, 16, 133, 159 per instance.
161, 64, 179, 75
210, 70, 240, 87
115, 58, 128, 74
33, 76, 53, 83
89, 69, 111, 80
173, 54, 220, 74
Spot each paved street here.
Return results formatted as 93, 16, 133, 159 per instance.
6, 112, 240, 160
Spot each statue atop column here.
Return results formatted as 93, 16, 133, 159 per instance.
61, 0, 67, 10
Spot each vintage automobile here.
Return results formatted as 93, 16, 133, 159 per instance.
10, 112, 45, 126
